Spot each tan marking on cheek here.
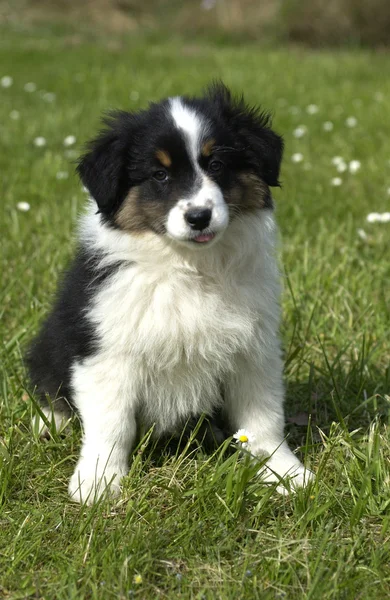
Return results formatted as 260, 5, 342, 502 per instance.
115, 188, 144, 232
225, 173, 272, 216
115, 187, 167, 235
156, 149, 172, 168
201, 138, 216, 157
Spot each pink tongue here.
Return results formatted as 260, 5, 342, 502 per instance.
194, 233, 214, 243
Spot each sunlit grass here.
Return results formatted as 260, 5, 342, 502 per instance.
1, 25, 389, 599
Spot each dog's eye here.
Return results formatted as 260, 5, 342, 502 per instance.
153, 170, 168, 182
208, 160, 223, 173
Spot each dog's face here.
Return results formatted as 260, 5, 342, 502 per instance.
78, 83, 283, 247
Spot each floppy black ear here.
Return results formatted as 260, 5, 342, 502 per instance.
77, 111, 133, 213
206, 82, 284, 187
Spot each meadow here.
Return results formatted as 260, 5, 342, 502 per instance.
1, 24, 390, 599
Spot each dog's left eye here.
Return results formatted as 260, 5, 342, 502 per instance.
208, 160, 223, 173
153, 170, 168, 182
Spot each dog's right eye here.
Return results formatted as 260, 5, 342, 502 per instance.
153, 170, 168, 182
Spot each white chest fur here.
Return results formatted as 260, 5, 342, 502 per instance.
76, 207, 281, 433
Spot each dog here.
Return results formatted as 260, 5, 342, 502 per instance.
27, 83, 312, 503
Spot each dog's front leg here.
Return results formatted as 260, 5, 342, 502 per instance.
225, 351, 312, 491
68, 358, 137, 504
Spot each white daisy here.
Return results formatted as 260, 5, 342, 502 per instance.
233, 429, 255, 446
331, 177, 343, 186
63, 135, 76, 147
1, 75, 13, 88
306, 104, 319, 115
366, 213, 382, 223
201, 0, 216, 9
379, 212, 390, 223
43, 92, 56, 103
24, 82, 37, 93
33, 136, 46, 147
331, 156, 344, 166
349, 160, 361, 174
16, 201, 31, 212
291, 152, 304, 163
323, 121, 334, 132
345, 116, 357, 128
336, 161, 347, 173
293, 125, 307, 138
56, 171, 69, 180
9, 110, 20, 120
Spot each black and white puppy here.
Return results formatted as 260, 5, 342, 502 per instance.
27, 83, 312, 503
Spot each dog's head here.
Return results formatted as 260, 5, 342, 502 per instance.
77, 82, 283, 247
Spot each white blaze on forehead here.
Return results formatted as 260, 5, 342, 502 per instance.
169, 97, 208, 160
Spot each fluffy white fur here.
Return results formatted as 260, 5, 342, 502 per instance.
170, 97, 209, 160
66, 202, 312, 503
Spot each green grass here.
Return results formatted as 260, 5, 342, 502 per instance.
1, 24, 390, 599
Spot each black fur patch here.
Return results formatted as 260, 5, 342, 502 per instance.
26, 250, 125, 413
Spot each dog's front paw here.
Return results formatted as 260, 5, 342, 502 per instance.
259, 459, 314, 495
68, 460, 126, 505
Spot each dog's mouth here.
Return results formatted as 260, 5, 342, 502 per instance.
191, 232, 216, 244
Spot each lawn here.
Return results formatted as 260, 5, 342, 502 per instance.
1, 24, 390, 599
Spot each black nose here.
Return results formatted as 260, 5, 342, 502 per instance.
185, 208, 212, 231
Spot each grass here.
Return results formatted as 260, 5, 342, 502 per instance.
1, 22, 390, 599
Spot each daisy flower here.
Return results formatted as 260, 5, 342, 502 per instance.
345, 116, 357, 128
291, 152, 304, 163
293, 125, 307, 138
323, 121, 334, 132
366, 213, 381, 223
233, 429, 255, 446
379, 212, 390, 223
306, 104, 319, 115
1, 75, 13, 88
24, 82, 37, 92
9, 110, 20, 120
331, 177, 343, 187
349, 160, 361, 174
56, 171, 69, 180
336, 161, 347, 173
201, 0, 217, 9
33, 136, 46, 147
331, 156, 344, 166
16, 201, 30, 212
42, 92, 56, 103
63, 135, 76, 147
133, 574, 143, 585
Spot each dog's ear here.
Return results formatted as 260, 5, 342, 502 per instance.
206, 82, 284, 187
77, 111, 133, 213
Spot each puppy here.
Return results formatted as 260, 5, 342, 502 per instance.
27, 83, 312, 503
